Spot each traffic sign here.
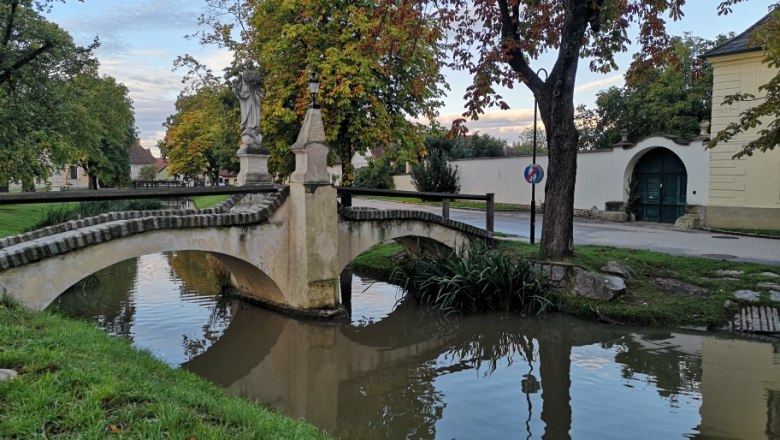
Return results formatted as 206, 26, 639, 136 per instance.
524, 164, 544, 184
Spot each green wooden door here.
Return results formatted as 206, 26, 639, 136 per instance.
633, 149, 687, 223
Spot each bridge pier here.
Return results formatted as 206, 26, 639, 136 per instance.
286, 105, 342, 313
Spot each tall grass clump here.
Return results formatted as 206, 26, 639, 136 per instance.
29, 199, 166, 231
393, 241, 551, 315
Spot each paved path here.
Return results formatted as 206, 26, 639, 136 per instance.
353, 199, 780, 266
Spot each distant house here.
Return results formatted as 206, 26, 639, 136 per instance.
49, 165, 90, 190
154, 158, 171, 181
702, 12, 780, 229
129, 140, 157, 180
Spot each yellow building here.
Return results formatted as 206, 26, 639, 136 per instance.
705, 13, 780, 229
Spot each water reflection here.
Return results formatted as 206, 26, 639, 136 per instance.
49, 251, 232, 366
52, 255, 780, 439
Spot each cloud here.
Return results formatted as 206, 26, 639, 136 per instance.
574, 74, 623, 93
417, 108, 537, 141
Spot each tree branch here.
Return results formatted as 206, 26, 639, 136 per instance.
2, 0, 20, 48
0, 40, 53, 85
497, 0, 544, 94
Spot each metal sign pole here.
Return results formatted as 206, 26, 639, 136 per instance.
530, 68, 547, 245
531, 98, 537, 245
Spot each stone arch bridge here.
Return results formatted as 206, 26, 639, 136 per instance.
0, 109, 491, 315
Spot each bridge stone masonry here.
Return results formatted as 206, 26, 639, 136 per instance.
0, 105, 491, 316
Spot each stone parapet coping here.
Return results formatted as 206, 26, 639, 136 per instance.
338, 205, 492, 239
0, 188, 289, 272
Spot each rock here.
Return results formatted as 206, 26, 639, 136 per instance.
758, 282, 780, 290
770, 291, 780, 302
734, 290, 760, 302
572, 267, 626, 301
724, 299, 737, 309
760, 272, 780, 278
674, 214, 700, 229
601, 261, 634, 280
653, 278, 710, 297
0, 369, 17, 382
715, 269, 744, 277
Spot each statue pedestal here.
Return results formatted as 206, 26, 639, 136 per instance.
237, 150, 272, 185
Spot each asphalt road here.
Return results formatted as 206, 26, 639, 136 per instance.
352, 199, 780, 266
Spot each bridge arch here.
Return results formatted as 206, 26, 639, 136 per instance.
337, 209, 490, 273
1, 225, 288, 311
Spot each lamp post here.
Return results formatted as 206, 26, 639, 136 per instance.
530, 68, 547, 245
308, 71, 320, 108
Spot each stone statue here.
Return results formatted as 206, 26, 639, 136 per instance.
234, 69, 265, 153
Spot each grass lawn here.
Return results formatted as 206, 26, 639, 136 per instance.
192, 195, 230, 209
710, 227, 780, 238
0, 203, 77, 238
0, 299, 330, 439
350, 240, 780, 328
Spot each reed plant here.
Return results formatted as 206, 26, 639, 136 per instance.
394, 241, 551, 315
29, 199, 166, 231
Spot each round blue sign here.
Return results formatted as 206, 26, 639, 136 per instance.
524, 164, 544, 184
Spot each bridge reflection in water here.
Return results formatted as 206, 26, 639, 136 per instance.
52, 252, 780, 439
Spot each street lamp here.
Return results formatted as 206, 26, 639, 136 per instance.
530, 67, 548, 245
308, 71, 320, 108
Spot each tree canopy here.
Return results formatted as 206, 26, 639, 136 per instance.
1, 0, 134, 190
250, 0, 448, 184
577, 35, 718, 150
709, 2, 780, 158
162, 78, 240, 185
429, 0, 686, 258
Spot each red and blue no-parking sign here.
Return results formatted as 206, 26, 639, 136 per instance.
524, 164, 544, 184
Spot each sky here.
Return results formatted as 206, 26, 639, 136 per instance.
45, 1, 777, 157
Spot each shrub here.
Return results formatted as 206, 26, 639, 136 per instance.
353, 158, 395, 190
410, 149, 459, 193
138, 164, 158, 181
393, 241, 551, 315
465, 133, 507, 158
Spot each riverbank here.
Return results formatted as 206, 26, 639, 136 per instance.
350, 241, 780, 328
0, 297, 329, 439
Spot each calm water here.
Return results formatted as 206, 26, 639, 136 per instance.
51, 252, 780, 440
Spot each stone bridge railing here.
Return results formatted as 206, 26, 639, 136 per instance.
338, 205, 492, 239
336, 186, 495, 236
0, 186, 287, 271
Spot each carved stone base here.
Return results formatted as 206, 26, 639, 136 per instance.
237, 152, 272, 185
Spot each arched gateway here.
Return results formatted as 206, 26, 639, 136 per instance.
632, 147, 688, 223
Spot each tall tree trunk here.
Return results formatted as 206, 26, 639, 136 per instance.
537, 68, 579, 259
88, 173, 98, 190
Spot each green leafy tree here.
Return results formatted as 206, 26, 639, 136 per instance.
709, 2, 780, 158
462, 133, 507, 158
431, 0, 686, 258
67, 72, 136, 189
163, 80, 240, 185
353, 158, 395, 190
138, 164, 157, 181
578, 35, 717, 150
0, 0, 97, 190
508, 127, 548, 155
411, 149, 459, 193
250, 0, 447, 184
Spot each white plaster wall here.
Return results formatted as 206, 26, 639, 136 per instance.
447, 136, 709, 210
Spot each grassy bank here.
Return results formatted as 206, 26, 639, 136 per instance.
0, 196, 229, 239
350, 241, 780, 328
0, 299, 329, 439
0, 203, 77, 238
192, 195, 229, 209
